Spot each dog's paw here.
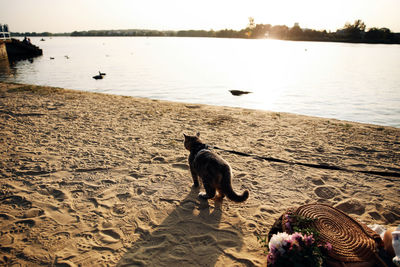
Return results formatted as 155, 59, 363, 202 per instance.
198, 192, 209, 200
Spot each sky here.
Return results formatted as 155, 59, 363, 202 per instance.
1, 0, 400, 33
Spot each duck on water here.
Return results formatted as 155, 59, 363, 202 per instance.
93, 71, 106, 80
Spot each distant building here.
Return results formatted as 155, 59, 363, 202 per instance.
0, 24, 11, 40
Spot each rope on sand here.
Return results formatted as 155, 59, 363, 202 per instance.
211, 145, 400, 179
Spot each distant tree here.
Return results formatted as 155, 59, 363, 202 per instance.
300, 29, 328, 41
288, 25, 303, 40
269, 25, 289, 39
237, 29, 249, 38
365, 27, 395, 43
177, 30, 215, 38
216, 29, 240, 38
342, 19, 366, 40
251, 24, 271, 39
10, 19, 397, 44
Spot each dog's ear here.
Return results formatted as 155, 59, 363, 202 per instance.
183, 133, 187, 138
196, 132, 200, 137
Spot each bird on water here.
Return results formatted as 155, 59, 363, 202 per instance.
92, 71, 106, 80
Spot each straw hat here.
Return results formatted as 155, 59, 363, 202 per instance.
282, 204, 383, 263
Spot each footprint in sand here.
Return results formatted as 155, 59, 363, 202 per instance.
49, 188, 68, 202
88, 197, 100, 208
236, 173, 246, 178
101, 179, 117, 185
259, 206, 275, 214
0, 214, 14, 236
77, 240, 93, 252
180, 200, 197, 211
1, 195, 32, 209
334, 199, 365, 215
246, 221, 258, 232
23, 208, 44, 218
175, 156, 187, 162
100, 253, 118, 266
102, 229, 121, 239
117, 192, 132, 201
314, 186, 340, 199
0, 213, 14, 221
136, 188, 143, 195
172, 163, 189, 170
8, 219, 36, 234
112, 204, 126, 216
71, 189, 85, 199
171, 245, 190, 259
150, 174, 167, 183
152, 156, 166, 163
53, 231, 71, 239
189, 234, 217, 247
382, 210, 400, 224
75, 232, 93, 240
369, 211, 382, 220
308, 177, 325, 185
129, 171, 143, 179
100, 229, 121, 244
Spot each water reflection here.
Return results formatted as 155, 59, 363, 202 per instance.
0, 37, 399, 127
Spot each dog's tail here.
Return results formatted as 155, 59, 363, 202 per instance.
222, 170, 249, 202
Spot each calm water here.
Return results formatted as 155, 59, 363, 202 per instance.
1, 37, 400, 127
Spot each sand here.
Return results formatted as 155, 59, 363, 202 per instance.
0, 82, 399, 266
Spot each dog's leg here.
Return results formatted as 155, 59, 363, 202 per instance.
198, 179, 216, 200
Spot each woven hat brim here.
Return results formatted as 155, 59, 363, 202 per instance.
291, 204, 379, 262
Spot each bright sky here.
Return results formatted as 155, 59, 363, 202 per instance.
1, 0, 400, 33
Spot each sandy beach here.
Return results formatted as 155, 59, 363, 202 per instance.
0, 82, 399, 266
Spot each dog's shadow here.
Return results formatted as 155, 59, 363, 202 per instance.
117, 187, 245, 266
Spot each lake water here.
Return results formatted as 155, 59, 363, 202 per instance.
1, 37, 399, 127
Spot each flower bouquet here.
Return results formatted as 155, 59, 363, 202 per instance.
265, 232, 331, 267
259, 213, 332, 267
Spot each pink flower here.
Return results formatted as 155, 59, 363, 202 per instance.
266, 231, 327, 266
303, 234, 314, 246
291, 232, 303, 242
269, 245, 277, 254
325, 242, 333, 251
267, 251, 276, 265
285, 221, 292, 232
284, 215, 293, 232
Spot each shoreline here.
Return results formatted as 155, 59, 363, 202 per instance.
1, 82, 399, 266
2, 79, 399, 129
11, 33, 400, 45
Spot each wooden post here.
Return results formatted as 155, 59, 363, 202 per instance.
0, 41, 9, 61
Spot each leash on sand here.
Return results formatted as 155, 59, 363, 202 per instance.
208, 145, 400, 179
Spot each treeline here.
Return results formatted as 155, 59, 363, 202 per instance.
12, 32, 67, 37
11, 30, 175, 37
11, 19, 400, 44
70, 29, 177, 37
177, 20, 400, 44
